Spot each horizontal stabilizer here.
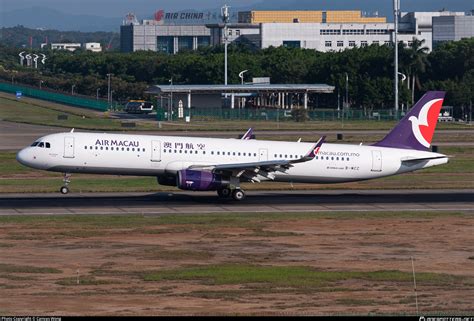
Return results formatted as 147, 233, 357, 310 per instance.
401, 155, 448, 165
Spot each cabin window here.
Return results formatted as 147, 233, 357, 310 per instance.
315, 156, 318, 159
347, 158, 350, 161
336, 157, 339, 161
254, 153, 257, 157
217, 151, 220, 155
84, 146, 87, 150
331, 157, 334, 160
127, 148, 129, 151
100, 146, 103, 150
106, 147, 109, 151
233, 152, 236, 156
90, 146, 92, 150
142, 148, 145, 152
179, 150, 182, 153
211, 151, 214, 155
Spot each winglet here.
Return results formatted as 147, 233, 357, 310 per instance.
304, 136, 325, 158
70, 128, 75, 133
241, 128, 254, 140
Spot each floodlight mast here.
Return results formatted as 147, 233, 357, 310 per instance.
221, 4, 230, 87
394, 0, 400, 117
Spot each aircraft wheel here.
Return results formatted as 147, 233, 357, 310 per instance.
217, 188, 231, 198
60, 186, 69, 194
231, 189, 246, 201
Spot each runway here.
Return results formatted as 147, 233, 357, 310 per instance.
0, 189, 472, 216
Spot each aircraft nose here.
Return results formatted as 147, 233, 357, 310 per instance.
16, 148, 33, 167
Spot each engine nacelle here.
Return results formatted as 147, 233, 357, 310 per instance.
177, 170, 229, 191
157, 175, 177, 187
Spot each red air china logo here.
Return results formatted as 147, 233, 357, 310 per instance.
409, 98, 444, 148
313, 146, 321, 155
154, 10, 164, 21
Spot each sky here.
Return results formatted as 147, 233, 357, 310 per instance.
0, 0, 471, 32
0, 0, 261, 17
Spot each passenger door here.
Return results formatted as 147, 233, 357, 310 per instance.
259, 148, 268, 161
63, 137, 75, 158
151, 140, 161, 163
371, 150, 382, 172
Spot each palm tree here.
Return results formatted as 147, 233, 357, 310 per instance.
407, 38, 430, 103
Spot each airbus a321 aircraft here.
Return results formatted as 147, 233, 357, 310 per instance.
17, 91, 448, 201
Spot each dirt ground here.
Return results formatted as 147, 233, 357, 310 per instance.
0, 212, 473, 316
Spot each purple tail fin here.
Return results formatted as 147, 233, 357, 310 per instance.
374, 91, 445, 151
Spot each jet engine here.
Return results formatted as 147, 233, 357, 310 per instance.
156, 175, 176, 187
177, 169, 229, 191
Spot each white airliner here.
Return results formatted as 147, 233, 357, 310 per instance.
17, 91, 448, 201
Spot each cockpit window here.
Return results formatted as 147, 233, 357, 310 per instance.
38, 142, 44, 148
45, 142, 51, 148
31, 142, 39, 147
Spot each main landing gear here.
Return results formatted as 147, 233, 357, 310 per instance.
60, 173, 71, 194
217, 187, 246, 201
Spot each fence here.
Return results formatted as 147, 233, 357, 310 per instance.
156, 107, 404, 121
0, 82, 109, 111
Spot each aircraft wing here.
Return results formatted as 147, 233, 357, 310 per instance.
189, 136, 325, 182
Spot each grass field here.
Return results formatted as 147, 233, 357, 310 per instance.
1, 92, 472, 132
0, 146, 472, 193
0, 211, 473, 315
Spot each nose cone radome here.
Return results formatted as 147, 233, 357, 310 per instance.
16, 148, 35, 168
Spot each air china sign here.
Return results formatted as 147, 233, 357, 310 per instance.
154, 9, 206, 21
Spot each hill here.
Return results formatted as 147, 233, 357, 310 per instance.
0, 26, 119, 50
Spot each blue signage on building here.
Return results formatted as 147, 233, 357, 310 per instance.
16, 91, 22, 99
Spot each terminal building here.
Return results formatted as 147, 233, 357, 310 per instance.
432, 14, 474, 45
120, 9, 471, 53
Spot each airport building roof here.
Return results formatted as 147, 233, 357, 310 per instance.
147, 84, 335, 94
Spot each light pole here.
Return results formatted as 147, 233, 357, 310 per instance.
96, 88, 100, 100
221, 4, 230, 86
239, 69, 248, 85
345, 72, 349, 109
11, 75, 14, 84
110, 90, 114, 110
71, 84, 76, 95
106, 73, 113, 107
394, 0, 400, 117
169, 78, 173, 121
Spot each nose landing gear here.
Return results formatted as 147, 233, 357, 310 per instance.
60, 173, 71, 194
